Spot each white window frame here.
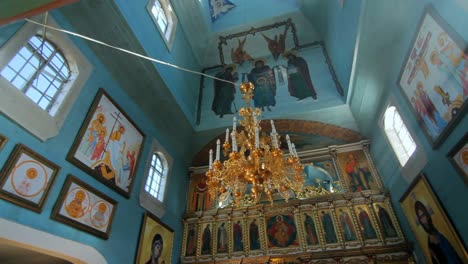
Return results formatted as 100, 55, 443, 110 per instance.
139, 138, 173, 218
0, 15, 91, 141
379, 97, 426, 182
146, 0, 178, 50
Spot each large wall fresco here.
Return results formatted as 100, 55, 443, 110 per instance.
197, 20, 345, 131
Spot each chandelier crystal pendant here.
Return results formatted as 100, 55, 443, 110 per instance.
206, 82, 306, 207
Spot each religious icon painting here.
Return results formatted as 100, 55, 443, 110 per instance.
301, 211, 320, 247
0, 134, 7, 150
216, 221, 230, 254
318, 209, 339, 245
265, 213, 299, 249
353, 206, 379, 241
372, 202, 400, 239
189, 173, 213, 212
400, 174, 467, 263
67, 88, 145, 198
51, 175, 117, 239
232, 219, 244, 253
336, 207, 358, 243
397, 5, 468, 148
247, 218, 262, 251
184, 223, 198, 257
447, 132, 468, 184
336, 150, 379, 192
0, 144, 60, 213
200, 222, 214, 255
135, 212, 174, 264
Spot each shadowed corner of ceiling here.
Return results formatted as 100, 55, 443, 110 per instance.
192, 119, 362, 166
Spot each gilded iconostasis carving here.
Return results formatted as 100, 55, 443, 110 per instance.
183, 141, 411, 263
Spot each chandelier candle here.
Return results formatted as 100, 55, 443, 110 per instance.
206, 82, 306, 207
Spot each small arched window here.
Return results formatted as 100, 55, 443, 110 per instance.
0, 16, 91, 141
145, 152, 167, 202
150, 0, 169, 34
147, 0, 178, 50
1, 35, 71, 113
383, 106, 417, 166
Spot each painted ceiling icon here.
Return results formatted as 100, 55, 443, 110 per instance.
209, 0, 236, 22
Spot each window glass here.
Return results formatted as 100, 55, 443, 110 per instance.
0, 35, 71, 113
383, 106, 417, 166
145, 152, 167, 202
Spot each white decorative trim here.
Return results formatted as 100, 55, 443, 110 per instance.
0, 218, 107, 264
0, 15, 92, 141
139, 138, 173, 218
146, 0, 178, 51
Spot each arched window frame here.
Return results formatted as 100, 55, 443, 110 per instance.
0, 15, 92, 141
383, 105, 416, 167
379, 98, 426, 181
139, 138, 173, 218
146, 0, 178, 50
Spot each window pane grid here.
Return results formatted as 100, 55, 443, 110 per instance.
0, 35, 71, 112
383, 106, 416, 166
145, 153, 166, 202
151, 0, 169, 34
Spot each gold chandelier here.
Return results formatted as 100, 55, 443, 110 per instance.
206, 82, 306, 207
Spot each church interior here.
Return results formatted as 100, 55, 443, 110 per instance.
0, 0, 467, 263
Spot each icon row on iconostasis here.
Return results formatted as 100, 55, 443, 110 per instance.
181, 195, 404, 261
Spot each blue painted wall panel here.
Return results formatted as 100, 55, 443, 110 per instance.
0, 12, 189, 264
365, 1, 468, 263
114, 0, 201, 127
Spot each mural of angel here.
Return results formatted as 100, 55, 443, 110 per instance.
210, 0, 236, 22
231, 37, 253, 65
261, 27, 287, 61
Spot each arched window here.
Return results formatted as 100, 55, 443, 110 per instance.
147, 0, 178, 50
383, 106, 416, 166
145, 152, 167, 202
150, 0, 168, 34
1, 35, 71, 113
0, 16, 91, 141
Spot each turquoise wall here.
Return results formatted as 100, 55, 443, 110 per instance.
203, 0, 301, 32
114, 0, 201, 127
302, 0, 361, 96
360, 1, 468, 263
322, 0, 361, 95
0, 12, 190, 264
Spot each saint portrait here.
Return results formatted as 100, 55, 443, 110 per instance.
320, 209, 338, 244
248, 218, 261, 251
266, 214, 298, 248
0, 144, 60, 212
135, 213, 174, 264
302, 212, 319, 246
201, 223, 213, 255
337, 208, 357, 242
232, 220, 244, 252
337, 150, 379, 192
185, 223, 197, 257
373, 202, 399, 239
217, 222, 229, 253
51, 175, 117, 239
400, 174, 467, 263
354, 206, 378, 240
